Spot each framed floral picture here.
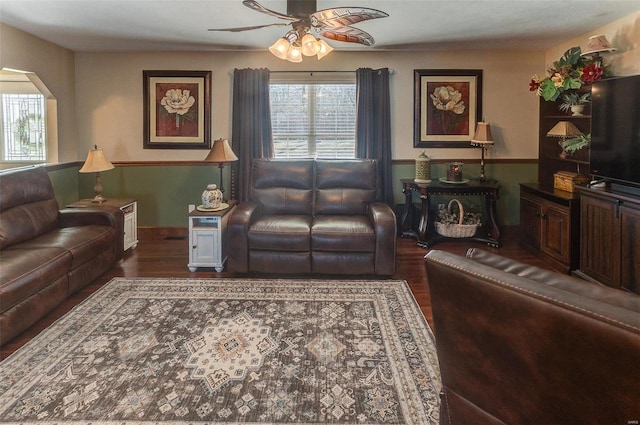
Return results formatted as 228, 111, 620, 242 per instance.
414, 69, 482, 148
143, 70, 211, 149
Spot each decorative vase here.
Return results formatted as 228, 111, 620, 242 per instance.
414, 151, 431, 183
570, 105, 585, 116
201, 183, 223, 209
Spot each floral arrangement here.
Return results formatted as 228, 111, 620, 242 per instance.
529, 47, 605, 101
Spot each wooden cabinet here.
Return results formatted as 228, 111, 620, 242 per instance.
519, 184, 581, 272
576, 187, 640, 293
518, 93, 592, 271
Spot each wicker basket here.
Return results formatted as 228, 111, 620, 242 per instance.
434, 199, 480, 238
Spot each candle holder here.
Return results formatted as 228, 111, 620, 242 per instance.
446, 162, 464, 182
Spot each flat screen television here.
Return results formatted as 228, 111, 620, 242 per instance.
589, 74, 640, 189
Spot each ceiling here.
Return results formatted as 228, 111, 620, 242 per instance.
1, 0, 639, 52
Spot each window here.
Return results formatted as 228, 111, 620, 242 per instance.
270, 73, 356, 159
1, 93, 46, 162
0, 68, 56, 168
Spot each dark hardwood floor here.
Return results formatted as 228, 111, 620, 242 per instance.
0, 227, 559, 360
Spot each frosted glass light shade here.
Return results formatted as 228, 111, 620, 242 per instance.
316, 39, 334, 59
286, 45, 303, 63
301, 33, 320, 56
269, 37, 290, 60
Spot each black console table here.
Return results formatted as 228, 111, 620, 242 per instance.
400, 179, 501, 249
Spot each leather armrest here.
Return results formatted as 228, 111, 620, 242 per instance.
466, 248, 640, 311
228, 202, 258, 273
59, 207, 125, 256
424, 249, 640, 423
368, 202, 396, 275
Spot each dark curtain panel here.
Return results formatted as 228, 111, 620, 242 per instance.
356, 67, 393, 205
230, 68, 272, 201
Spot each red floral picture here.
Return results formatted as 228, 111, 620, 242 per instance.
414, 69, 482, 148
425, 81, 470, 136
155, 83, 199, 137
143, 71, 211, 149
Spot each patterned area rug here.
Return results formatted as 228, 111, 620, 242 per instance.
0, 278, 441, 424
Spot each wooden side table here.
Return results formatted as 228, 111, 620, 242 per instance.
187, 200, 237, 272
400, 179, 501, 248
67, 198, 138, 251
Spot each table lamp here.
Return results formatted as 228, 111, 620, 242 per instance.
582, 35, 617, 67
204, 138, 238, 201
547, 121, 582, 159
470, 122, 494, 181
79, 144, 114, 203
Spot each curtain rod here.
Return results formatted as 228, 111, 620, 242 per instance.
270, 69, 395, 74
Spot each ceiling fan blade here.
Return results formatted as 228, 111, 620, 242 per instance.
208, 22, 290, 32
242, 0, 298, 21
311, 7, 388, 30
318, 26, 376, 46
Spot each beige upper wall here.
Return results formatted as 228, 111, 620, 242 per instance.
74, 48, 542, 162
1, 10, 638, 164
0, 23, 77, 163
546, 10, 640, 76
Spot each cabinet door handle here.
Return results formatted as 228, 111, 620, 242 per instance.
192, 245, 197, 249
614, 200, 621, 218
540, 212, 546, 219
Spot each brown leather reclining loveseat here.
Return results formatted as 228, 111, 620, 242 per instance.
228, 158, 396, 275
425, 248, 640, 424
0, 166, 123, 346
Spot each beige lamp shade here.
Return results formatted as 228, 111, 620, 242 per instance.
583, 35, 617, 55
470, 122, 494, 146
78, 145, 114, 203
204, 139, 238, 163
79, 145, 114, 173
547, 121, 583, 138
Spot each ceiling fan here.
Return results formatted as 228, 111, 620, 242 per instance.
209, 0, 388, 61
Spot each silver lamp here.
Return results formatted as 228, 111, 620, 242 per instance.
79, 145, 115, 203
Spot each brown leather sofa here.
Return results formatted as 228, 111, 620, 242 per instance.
0, 166, 123, 346
424, 248, 640, 425
228, 159, 396, 275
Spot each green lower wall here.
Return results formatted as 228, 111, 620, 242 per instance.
51, 162, 537, 227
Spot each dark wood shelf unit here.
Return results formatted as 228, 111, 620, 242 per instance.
537, 94, 592, 187
519, 90, 592, 272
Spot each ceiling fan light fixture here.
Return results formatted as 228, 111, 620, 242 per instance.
269, 37, 291, 60
286, 45, 303, 62
316, 39, 334, 60
301, 32, 321, 56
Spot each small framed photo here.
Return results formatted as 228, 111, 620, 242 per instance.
414, 69, 482, 148
143, 70, 211, 149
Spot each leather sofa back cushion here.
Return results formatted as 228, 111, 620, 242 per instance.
315, 160, 377, 215
0, 167, 59, 249
251, 159, 314, 215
